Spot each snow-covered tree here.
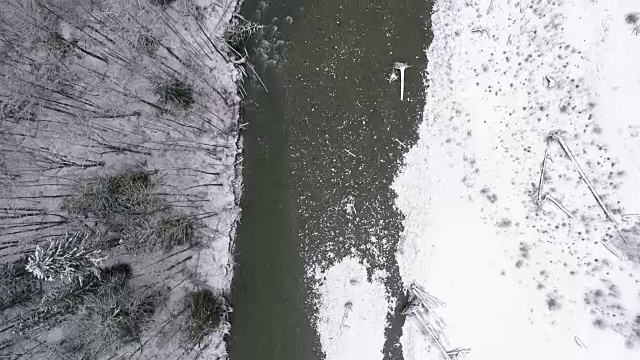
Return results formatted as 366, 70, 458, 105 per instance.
26, 232, 104, 283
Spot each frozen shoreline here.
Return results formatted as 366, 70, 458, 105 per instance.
395, 0, 640, 359
198, 0, 244, 357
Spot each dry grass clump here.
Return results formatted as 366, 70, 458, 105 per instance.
45, 32, 75, 58
63, 170, 195, 254
135, 33, 160, 55
63, 171, 158, 222
187, 289, 226, 345
156, 216, 194, 249
157, 80, 195, 110
119, 215, 194, 253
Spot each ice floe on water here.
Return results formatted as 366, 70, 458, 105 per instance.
312, 256, 392, 360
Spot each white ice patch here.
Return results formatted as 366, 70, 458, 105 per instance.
313, 257, 391, 360
395, 0, 640, 359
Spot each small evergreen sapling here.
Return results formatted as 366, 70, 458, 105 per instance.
26, 232, 104, 283
224, 20, 264, 52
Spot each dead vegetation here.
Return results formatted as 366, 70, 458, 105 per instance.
187, 289, 227, 345
0, 0, 240, 358
534, 131, 628, 257
61, 283, 167, 359
0, 258, 41, 311
402, 284, 470, 360
158, 80, 196, 110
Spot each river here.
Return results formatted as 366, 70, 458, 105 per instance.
230, 0, 431, 359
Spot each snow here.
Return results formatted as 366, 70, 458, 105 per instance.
394, 0, 640, 359
0, 0, 241, 357
313, 256, 392, 360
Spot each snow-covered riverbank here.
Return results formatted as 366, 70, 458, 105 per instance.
395, 0, 640, 359
0, 0, 242, 357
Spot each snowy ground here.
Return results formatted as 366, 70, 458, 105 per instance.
0, 0, 241, 358
394, 0, 640, 359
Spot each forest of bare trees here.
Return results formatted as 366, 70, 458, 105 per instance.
0, 0, 248, 358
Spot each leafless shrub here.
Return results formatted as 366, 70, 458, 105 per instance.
12, 263, 133, 337
0, 257, 42, 311
60, 283, 167, 359
41, 263, 132, 314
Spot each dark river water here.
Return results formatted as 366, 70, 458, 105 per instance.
229, 0, 432, 359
